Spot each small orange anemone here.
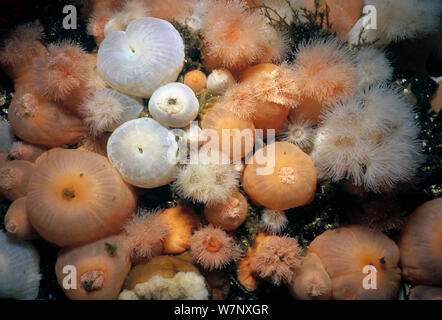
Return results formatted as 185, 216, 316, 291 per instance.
27, 149, 137, 247
289, 253, 332, 300
242, 141, 317, 210
200, 106, 255, 162
159, 205, 201, 255
8, 84, 85, 148
399, 198, 442, 285
9, 142, 46, 162
309, 225, 401, 300
204, 190, 248, 231
184, 70, 207, 94
55, 234, 131, 300
0, 160, 35, 201
4, 197, 39, 240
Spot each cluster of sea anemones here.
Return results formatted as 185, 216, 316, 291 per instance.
0, 0, 440, 301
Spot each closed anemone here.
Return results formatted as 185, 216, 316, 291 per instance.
0, 160, 35, 201
98, 17, 185, 97
107, 118, 178, 188
4, 197, 39, 240
0, 230, 41, 300
399, 198, 442, 285
207, 69, 236, 95
204, 190, 248, 231
184, 70, 207, 94
9, 142, 46, 162
80, 88, 143, 136
242, 142, 317, 210
27, 149, 137, 247
309, 225, 401, 300
55, 234, 131, 300
148, 83, 200, 128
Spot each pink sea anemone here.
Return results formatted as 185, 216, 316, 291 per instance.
201, 0, 285, 72
190, 225, 242, 270
251, 235, 302, 285
87, 8, 114, 45
291, 38, 357, 124
217, 83, 258, 120
123, 208, 169, 265
9, 142, 46, 162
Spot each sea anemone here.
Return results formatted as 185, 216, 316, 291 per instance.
204, 190, 249, 231
148, 83, 200, 128
103, 0, 150, 36
309, 225, 402, 300
4, 197, 39, 240
200, 106, 256, 161
159, 205, 201, 254
0, 21, 47, 81
242, 142, 317, 210
123, 208, 169, 265
200, 0, 285, 71
278, 119, 314, 153
190, 225, 242, 270
79, 133, 110, 156
87, 8, 113, 45
148, 0, 195, 23
311, 85, 422, 193
33, 41, 92, 112
350, 0, 442, 45
360, 198, 407, 233
80, 88, 143, 136
289, 252, 332, 300
0, 230, 41, 300
184, 70, 207, 94
8, 84, 86, 148
172, 154, 240, 205
355, 47, 393, 90
98, 17, 184, 98
9, 142, 46, 162
290, 38, 357, 124
399, 198, 442, 285
26, 149, 137, 247
409, 286, 442, 300
119, 255, 209, 300
260, 208, 288, 234
251, 235, 302, 285
207, 69, 236, 95
55, 234, 131, 300
107, 118, 178, 188
216, 83, 259, 120
0, 160, 35, 201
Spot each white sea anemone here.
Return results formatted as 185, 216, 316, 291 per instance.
311, 85, 423, 193
98, 17, 184, 97
349, 0, 442, 46
107, 117, 178, 188
261, 208, 288, 234
0, 119, 15, 153
355, 47, 393, 89
172, 151, 240, 205
0, 230, 41, 300
148, 83, 199, 128
206, 69, 236, 95
278, 119, 315, 152
80, 88, 143, 136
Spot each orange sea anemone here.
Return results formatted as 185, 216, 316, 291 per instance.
9, 142, 46, 162
148, 0, 195, 23
26, 149, 137, 247
55, 234, 131, 300
309, 225, 401, 300
201, 0, 285, 72
204, 190, 249, 231
184, 70, 207, 94
4, 197, 39, 240
159, 205, 201, 255
123, 208, 169, 265
289, 252, 332, 300
8, 84, 85, 147
399, 198, 442, 285
242, 141, 317, 210
200, 106, 255, 162
0, 160, 34, 201
290, 38, 357, 124
251, 235, 302, 285
0, 21, 47, 82
32, 41, 92, 114
190, 225, 242, 270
